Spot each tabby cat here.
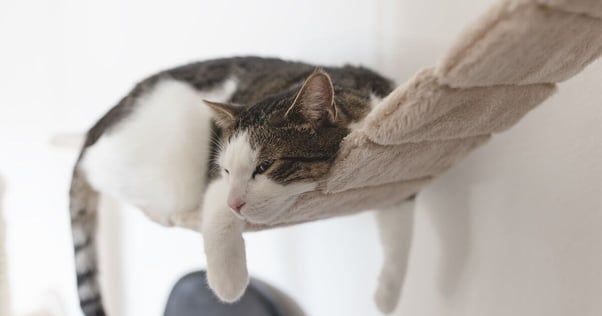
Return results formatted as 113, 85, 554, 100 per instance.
69, 57, 414, 315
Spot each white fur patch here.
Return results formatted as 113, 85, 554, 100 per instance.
82, 78, 237, 225
219, 132, 258, 188
218, 132, 257, 217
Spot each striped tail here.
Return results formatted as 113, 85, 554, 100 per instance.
70, 165, 106, 316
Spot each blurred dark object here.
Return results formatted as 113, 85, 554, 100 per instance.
164, 271, 304, 316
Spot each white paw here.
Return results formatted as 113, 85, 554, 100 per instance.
374, 279, 401, 314
206, 262, 249, 303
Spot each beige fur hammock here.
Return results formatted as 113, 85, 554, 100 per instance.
248, 0, 602, 231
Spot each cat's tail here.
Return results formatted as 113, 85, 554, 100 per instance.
69, 162, 106, 316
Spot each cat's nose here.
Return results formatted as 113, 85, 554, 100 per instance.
228, 198, 246, 213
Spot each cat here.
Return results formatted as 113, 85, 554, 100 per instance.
69, 56, 415, 315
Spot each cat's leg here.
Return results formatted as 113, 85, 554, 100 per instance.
373, 197, 415, 314
201, 178, 249, 302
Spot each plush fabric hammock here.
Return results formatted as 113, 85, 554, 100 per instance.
248, 0, 602, 230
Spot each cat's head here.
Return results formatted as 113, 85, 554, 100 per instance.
205, 71, 350, 224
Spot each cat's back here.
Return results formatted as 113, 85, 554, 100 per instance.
162, 57, 393, 105
102, 56, 393, 132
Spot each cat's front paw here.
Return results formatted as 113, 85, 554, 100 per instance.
374, 276, 401, 314
206, 260, 249, 302
204, 229, 249, 303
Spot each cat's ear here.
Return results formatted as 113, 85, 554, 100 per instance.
203, 100, 240, 129
286, 70, 337, 128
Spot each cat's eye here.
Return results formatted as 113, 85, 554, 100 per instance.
224, 168, 230, 175
253, 161, 273, 178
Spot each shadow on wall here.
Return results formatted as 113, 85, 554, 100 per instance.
403, 61, 602, 315
422, 167, 473, 297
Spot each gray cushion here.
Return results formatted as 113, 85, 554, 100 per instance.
164, 271, 304, 316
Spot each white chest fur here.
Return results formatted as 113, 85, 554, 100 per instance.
81, 78, 237, 225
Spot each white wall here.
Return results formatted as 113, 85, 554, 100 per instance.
1, 177, 10, 316
0, 0, 600, 316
